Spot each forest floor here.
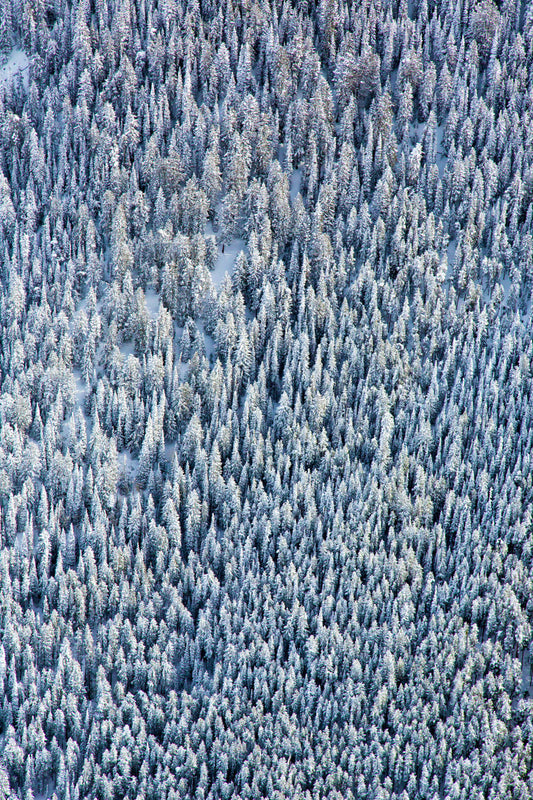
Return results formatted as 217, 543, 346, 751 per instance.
0, 49, 29, 90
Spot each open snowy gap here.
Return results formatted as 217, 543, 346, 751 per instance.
164, 442, 176, 465
144, 288, 161, 319
446, 237, 457, 281
68, 230, 246, 490
205, 221, 247, 289
409, 119, 424, 147
0, 49, 29, 91
119, 340, 136, 358
178, 360, 189, 381
501, 273, 512, 306
73, 366, 89, 406
522, 657, 533, 698
118, 450, 139, 484
212, 238, 246, 287
290, 169, 302, 203
33, 785, 53, 800
435, 123, 447, 178
196, 320, 215, 363
32, 601, 43, 625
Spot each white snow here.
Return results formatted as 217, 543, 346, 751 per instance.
205, 222, 247, 289
435, 123, 447, 179
32, 601, 43, 625
522, 657, 533, 698
409, 120, 424, 147
0, 49, 30, 91
501, 273, 511, 305
67, 366, 92, 442
119, 341, 135, 357
73, 368, 89, 407
290, 169, 302, 203
196, 320, 215, 362
119, 451, 138, 477
164, 442, 175, 463
178, 360, 189, 381
446, 237, 457, 282
144, 288, 161, 319
33, 783, 53, 800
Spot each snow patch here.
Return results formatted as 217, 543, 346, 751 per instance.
33, 784, 53, 800
0, 49, 30, 91
178, 360, 189, 381
409, 120, 424, 147
290, 169, 302, 203
446, 238, 457, 282
435, 124, 447, 179
32, 601, 43, 626
501, 273, 512, 305
205, 222, 247, 289
164, 442, 176, 462
118, 451, 139, 491
522, 656, 533, 698
144, 288, 161, 320
119, 450, 138, 472
196, 320, 215, 362
73, 367, 89, 408
70, 367, 93, 442
212, 240, 246, 287
119, 341, 135, 358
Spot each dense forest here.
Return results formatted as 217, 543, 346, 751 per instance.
1, 0, 533, 798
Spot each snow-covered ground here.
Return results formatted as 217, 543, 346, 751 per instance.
435, 123, 447, 178
205, 222, 247, 289
196, 320, 215, 362
409, 119, 424, 147
446, 237, 457, 281
501, 273, 512, 305
144, 288, 161, 319
164, 442, 176, 462
290, 169, 302, 203
0, 49, 29, 91
522, 657, 533, 698
73, 368, 89, 409
211, 237, 246, 287
119, 451, 139, 486
119, 341, 135, 357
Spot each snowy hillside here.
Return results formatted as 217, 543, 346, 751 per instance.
0, 1, 533, 799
